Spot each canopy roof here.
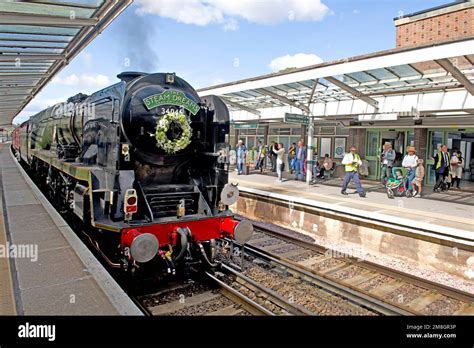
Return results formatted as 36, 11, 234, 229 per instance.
0, 0, 132, 126
198, 39, 474, 127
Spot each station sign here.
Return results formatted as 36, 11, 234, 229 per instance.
358, 113, 397, 122
284, 113, 309, 125
233, 123, 258, 129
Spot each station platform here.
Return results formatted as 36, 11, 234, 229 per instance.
0, 143, 141, 315
230, 171, 474, 240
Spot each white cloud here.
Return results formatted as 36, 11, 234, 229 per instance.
136, 0, 329, 29
52, 73, 110, 88
269, 53, 323, 71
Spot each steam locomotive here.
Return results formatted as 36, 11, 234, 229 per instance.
11, 72, 253, 279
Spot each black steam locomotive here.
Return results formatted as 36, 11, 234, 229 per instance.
12, 72, 252, 278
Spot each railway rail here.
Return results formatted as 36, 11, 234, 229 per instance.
238, 221, 474, 316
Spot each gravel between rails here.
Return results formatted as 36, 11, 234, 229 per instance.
383, 283, 428, 305
271, 244, 301, 254
243, 264, 377, 316
421, 296, 466, 315
138, 282, 210, 307
359, 274, 396, 292
166, 296, 250, 316
310, 258, 346, 272
329, 264, 367, 280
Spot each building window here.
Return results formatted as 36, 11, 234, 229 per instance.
291, 127, 301, 136
269, 127, 279, 135
320, 138, 332, 158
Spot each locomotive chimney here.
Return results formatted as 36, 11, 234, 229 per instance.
117, 71, 147, 83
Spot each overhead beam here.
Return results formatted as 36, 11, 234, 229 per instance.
435, 58, 474, 96
307, 79, 319, 108
256, 88, 310, 114
324, 76, 379, 108
220, 96, 261, 116
0, 54, 64, 62
0, 43, 66, 49
0, 82, 35, 91
0, 37, 70, 44
0, 73, 47, 79
0, 12, 98, 26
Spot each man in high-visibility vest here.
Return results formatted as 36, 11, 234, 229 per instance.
341, 146, 366, 198
433, 144, 450, 191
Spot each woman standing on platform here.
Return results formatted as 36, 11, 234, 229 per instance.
411, 159, 425, 198
402, 146, 418, 192
451, 150, 463, 189
273, 143, 285, 182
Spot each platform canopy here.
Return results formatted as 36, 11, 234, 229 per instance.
0, 0, 132, 127
198, 38, 474, 128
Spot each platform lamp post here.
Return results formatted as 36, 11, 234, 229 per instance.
306, 115, 314, 185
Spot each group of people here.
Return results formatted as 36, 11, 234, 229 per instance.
380, 142, 464, 198
235, 139, 333, 182
235, 138, 466, 199
432, 145, 464, 191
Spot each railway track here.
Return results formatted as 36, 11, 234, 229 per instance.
237, 221, 474, 316
220, 241, 407, 315
131, 273, 293, 316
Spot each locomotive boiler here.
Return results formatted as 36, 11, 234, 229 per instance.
12, 72, 253, 278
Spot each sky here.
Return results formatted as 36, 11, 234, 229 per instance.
12, 0, 451, 124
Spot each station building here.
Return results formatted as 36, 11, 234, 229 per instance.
198, 1, 474, 185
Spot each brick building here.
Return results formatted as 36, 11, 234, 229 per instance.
395, 0, 474, 48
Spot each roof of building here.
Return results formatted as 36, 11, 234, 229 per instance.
394, 0, 473, 23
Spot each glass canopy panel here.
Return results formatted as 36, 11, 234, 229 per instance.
385, 81, 408, 87
345, 72, 376, 83
0, 25, 80, 36
341, 74, 360, 85
0, 33, 73, 43
0, 1, 97, 18
285, 82, 309, 91
364, 68, 397, 80
298, 80, 315, 88
242, 90, 264, 97
266, 86, 289, 94
386, 64, 421, 78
